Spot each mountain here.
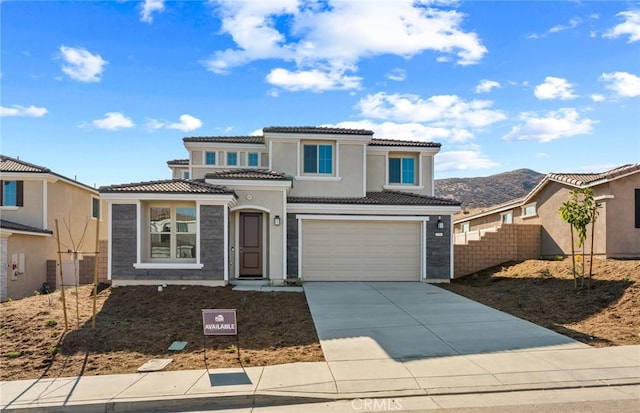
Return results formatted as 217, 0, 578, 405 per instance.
435, 168, 545, 210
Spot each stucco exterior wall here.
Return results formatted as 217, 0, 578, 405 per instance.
229, 189, 286, 280
3, 233, 51, 300
110, 204, 225, 283
454, 224, 541, 278
270, 141, 298, 176
365, 153, 436, 196
2, 180, 45, 229
366, 153, 386, 192
605, 175, 640, 257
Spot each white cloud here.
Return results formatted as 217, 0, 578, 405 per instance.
86, 112, 134, 130
140, 0, 165, 23
534, 76, 577, 100
0, 104, 48, 117
324, 120, 475, 142
266, 67, 362, 92
59, 46, 108, 83
204, 0, 487, 91
386, 68, 406, 82
600, 71, 640, 97
356, 92, 506, 128
435, 150, 499, 172
503, 108, 596, 143
590, 94, 606, 102
603, 10, 640, 43
549, 17, 581, 34
535, 152, 550, 158
147, 114, 203, 132
475, 79, 501, 93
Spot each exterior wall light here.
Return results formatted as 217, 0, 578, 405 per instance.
274, 215, 281, 226
437, 217, 445, 230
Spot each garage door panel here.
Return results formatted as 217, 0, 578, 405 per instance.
302, 220, 421, 281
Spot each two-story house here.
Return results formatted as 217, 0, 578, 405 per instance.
0, 156, 107, 301
100, 126, 461, 286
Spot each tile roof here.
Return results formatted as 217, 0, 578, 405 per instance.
183, 136, 264, 144
167, 159, 189, 166
99, 179, 235, 195
548, 163, 640, 186
288, 191, 461, 206
0, 155, 50, 173
1, 219, 53, 235
369, 139, 441, 148
205, 169, 292, 181
263, 126, 374, 135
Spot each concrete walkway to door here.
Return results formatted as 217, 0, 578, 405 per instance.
304, 282, 587, 362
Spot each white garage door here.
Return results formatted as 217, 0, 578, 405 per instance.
302, 220, 422, 281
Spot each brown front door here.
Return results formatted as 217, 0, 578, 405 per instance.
239, 213, 263, 277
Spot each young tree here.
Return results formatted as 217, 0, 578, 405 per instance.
559, 188, 600, 289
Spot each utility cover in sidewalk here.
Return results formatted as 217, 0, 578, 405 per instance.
137, 358, 173, 372
168, 341, 188, 351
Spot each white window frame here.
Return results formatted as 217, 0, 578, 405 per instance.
247, 152, 260, 167
500, 211, 513, 225
204, 151, 216, 166
461, 222, 470, 233
226, 151, 238, 166
301, 141, 335, 176
147, 204, 198, 263
182, 170, 190, 179
522, 202, 537, 218
91, 196, 101, 220
383, 152, 424, 190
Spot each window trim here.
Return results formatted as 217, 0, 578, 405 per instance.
146, 204, 198, 263
182, 170, 190, 179
522, 202, 537, 218
300, 142, 335, 176
226, 151, 238, 166
0, 180, 24, 207
91, 196, 101, 220
383, 153, 423, 189
204, 151, 216, 165
461, 222, 470, 233
247, 152, 260, 167
500, 211, 513, 225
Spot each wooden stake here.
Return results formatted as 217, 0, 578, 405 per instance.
55, 219, 69, 331
92, 217, 100, 329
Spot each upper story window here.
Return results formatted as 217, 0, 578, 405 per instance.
182, 171, 190, 179
303, 144, 333, 174
227, 152, 238, 166
91, 197, 101, 219
522, 202, 537, 218
149, 206, 196, 260
205, 152, 216, 165
248, 153, 259, 167
1, 180, 23, 207
389, 155, 416, 185
461, 222, 470, 233
501, 211, 513, 224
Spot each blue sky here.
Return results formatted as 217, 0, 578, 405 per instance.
1, 0, 639, 188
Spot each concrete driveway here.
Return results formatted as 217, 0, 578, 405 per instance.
304, 282, 587, 362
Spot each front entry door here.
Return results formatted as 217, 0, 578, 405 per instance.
239, 213, 263, 277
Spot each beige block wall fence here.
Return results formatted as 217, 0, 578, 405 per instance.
454, 224, 541, 278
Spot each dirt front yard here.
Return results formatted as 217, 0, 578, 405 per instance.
0, 285, 323, 381
441, 258, 640, 347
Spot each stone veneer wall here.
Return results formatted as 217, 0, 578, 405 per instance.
286, 214, 298, 278
454, 224, 541, 278
46, 240, 109, 290
425, 215, 452, 280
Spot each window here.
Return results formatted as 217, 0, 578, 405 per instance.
636, 189, 640, 228
0, 180, 23, 207
182, 171, 190, 179
501, 211, 513, 224
461, 222, 470, 233
389, 156, 416, 185
248, 153, 259, 167
227, 152, 238, 166
522, 202, 537, 217
205, 152, 216, 165
303, 144, 332, 174
149, 206, 196, 260
91, 197, 101, 219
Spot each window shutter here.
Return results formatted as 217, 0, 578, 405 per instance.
16, 181, 24, 207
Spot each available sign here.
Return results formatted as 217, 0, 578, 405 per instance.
202, 309, 237, 336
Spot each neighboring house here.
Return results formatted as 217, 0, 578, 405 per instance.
454, 164, 640, 258
0, 156, 107, 301
100, 126, 461, 287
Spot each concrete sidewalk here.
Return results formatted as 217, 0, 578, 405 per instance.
1, 345, 639, 412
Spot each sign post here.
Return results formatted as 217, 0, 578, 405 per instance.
202, 309, 240, 366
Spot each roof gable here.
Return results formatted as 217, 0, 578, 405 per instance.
0, 155, 50, 173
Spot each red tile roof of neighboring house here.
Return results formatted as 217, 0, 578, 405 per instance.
99, 179, 235, 195
205, 169, 292, 181
547, 163, 640, 186
183, 136, 265, 144
0, 155, 50, 173
263, 126, 374, 135
0, 219, 53, 235
369, 139, 441, 148
167, 159, 189, 166
288, 191, 461, 206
